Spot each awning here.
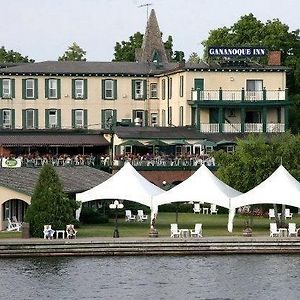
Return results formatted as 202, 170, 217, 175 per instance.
118, 140, 145, 147
0, 134, 110, 147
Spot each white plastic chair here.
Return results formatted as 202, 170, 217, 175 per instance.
288, 223, 298, 237
190, 223, 202, 238
7, 218, 22, 232
269, 209, 275, 219
43, 225, 55, 239
210, 204, 218, 215
285, 208, 293, 220
270, 223, 280, 237
125, 210, 136, 222
193, 203, 201, 214
170, 223, 180, 238
137, 210, 148, 222
66, 224, 77, 239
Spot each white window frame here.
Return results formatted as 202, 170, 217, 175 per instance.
150, 83, 158, 98
49, 110, 58, 128
105, 80, 114, 99
26, 109, 35, 129
151, 113, 158, 127
75, 109, 84, 128
2, 109, 11, 128
2, 79, 11, 98
26, 79, 35, 99
135, 80, 143, 99
75, 79, 84, 98
134, 110, 144, 125
104, 109, 114, 129
48, 79, 57, 99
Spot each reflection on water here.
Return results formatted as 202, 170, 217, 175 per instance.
1, 255, 300, 299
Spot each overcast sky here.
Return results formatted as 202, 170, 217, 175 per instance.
1, 0, 299, 62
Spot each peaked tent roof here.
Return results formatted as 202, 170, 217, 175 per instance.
153, 164, 241, 208
230, 165, 300, 209
76, 162, 164, 207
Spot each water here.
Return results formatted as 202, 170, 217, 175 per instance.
1, 255, 300, 300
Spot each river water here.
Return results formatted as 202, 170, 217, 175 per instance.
1, 255, 300, 300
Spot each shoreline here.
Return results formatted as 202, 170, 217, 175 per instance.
1, 237, 300, 257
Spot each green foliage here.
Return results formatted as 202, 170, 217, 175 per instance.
0, 46, 34, 63
25, 164, 79, 237
214, 133, 300, 192
188, 52, 202, 63
58, 42, 86, 61
80, 207, 109, 224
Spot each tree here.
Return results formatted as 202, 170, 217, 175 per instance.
188, 52, 202, 64
201, 14, 300, 132
25, 164, 79, 237
113, 32, 185, 62
58, 42, 87, 61
0, 46, 34, 63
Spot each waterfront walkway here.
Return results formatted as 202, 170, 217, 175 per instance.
1, 236, 300, 257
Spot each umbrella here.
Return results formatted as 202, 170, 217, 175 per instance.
145, 140, 169, 146
216, 139, 236, 146
194, 140, 217, 147
170, 139, 191, 145
118, 140, 145, 147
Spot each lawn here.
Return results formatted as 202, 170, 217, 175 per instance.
1, 213, 299, 239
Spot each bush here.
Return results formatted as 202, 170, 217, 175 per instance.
80, 207, 109, 224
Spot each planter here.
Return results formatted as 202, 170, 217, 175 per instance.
243, 227, 253, 237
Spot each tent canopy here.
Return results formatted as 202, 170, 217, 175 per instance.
153, 164, 241, 208
230, 165, 300, 209
76, 162, 164, 207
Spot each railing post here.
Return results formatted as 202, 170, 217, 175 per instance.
241, 88, 245, 102
219, 87, 222, 101
262, 107, 267, 132
263, 87, 267, 101
241, 107, 245, 133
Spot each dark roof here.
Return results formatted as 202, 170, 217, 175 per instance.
115, 126, 208, 140
0, 134, 109, 147
0, 165, 111, 195
0, 61, 178, 76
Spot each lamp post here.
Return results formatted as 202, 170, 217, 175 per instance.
109, 200, 124, 238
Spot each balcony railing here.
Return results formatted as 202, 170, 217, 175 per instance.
191, 89, 286, 102
223, 123, 241, 133
200, 123, 219, 133
266, 123, 285, 132
244, 123, 263, 133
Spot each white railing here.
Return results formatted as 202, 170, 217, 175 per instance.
222, 91, 242, 101
244, 91, 263, 101
266, 123, 285, 132
266, 90, 285, 101
192, 90, 219, 101
244, 123, 263, 132
200, 123, 219, 133
223, 123, 241, 133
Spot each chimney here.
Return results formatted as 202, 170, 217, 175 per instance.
268, 51, 281, 66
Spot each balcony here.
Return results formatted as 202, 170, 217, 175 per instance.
191, 88, 286, 102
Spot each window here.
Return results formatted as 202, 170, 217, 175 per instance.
75, 79, 84, 98
48, 79, 57, 98
2, 110, 11, 128
105, 80, 114, 99
179, 75, 184, 97
75, 109, 84, 128
168, 106, 172, 126
246, 80, 263, 101
26, 109, 35, 129
162, 109, 166, 126
26, 79, 35, 98
49, 110, 58, 128
103, 109, 114, 129
2, 79, 11, 98
134, 80, 143, 99
179, 106, 184, 126
133, 110, 145, 126
150, 83, 158, 98
162, 79, 166, 100
151, 113, 158, 127
168, 77, 172, 99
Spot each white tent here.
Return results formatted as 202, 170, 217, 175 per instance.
228, 165, 300, 232
153, 164, 241, 209
76, 162, 164, 222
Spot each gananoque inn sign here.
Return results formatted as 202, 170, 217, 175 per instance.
208, 47, 267, 57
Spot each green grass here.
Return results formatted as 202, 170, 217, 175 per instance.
1, 213, 299, 239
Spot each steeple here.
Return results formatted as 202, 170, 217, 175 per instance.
136, 9, 169, 63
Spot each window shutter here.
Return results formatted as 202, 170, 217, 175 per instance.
113, 109, 117, 126
11, 79, 15, 98
57, 79, 61, 99
101, 79, 105, 99
72, 109, 75, 128
144, 110, 148, 126
0, 79, 2, 98
45, 79, 49, 98
12, 109, 15, 128
101, 110, 105, 129
113, 80, 117, 100
45, 109, 49, 128
34, 109, 39, 129
132, 80, 136, 100
72, 79, 75, 99
143, 80, 147, 100
22, 109, 26, 128
132, 110, 136, 122
34, 79, 38, 99
84, 109, 88, 128
57, 109, 61, 128
83, 79, 88, 99
0, 110, 3, 127
22, 79, 26, 99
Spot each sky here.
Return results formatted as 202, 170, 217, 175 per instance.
1, 0, 299, 62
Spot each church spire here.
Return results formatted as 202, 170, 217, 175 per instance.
136, 9, 169, 63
